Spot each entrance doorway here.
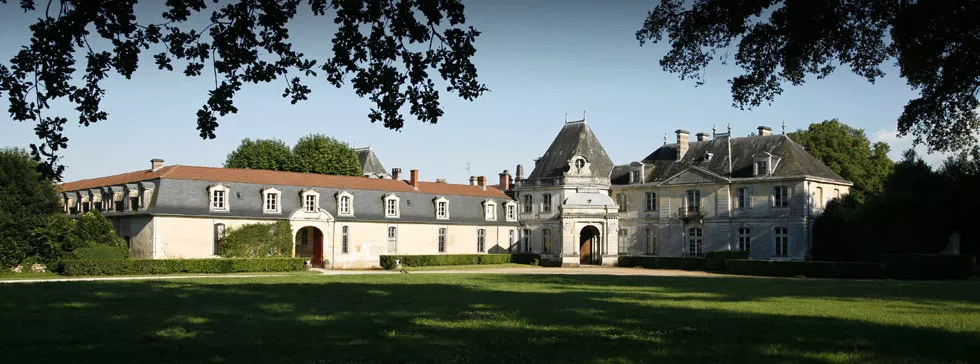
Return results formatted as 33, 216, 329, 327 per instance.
579, 225, 601, 265
295, 226, 324, 268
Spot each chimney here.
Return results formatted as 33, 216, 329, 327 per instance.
477, 176, 487, 190
758, 126, 772, 136
695, 132, 709, 142
150, 158, 164, 172
410, 169, 419, 189
675, 129, 689, 161
391, 168, 402, 180
469, 176, 478, 186
515, 164, 524, 181
498, 170, 511, 191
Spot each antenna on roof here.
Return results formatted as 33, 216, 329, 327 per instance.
465, 162, 471, 177
582, 110, 587, 122
712, 124, 717, 137
782, 121, 787, 135
663, 133, 668, 145
564, 113, 568, 123
728, 122, 732, 135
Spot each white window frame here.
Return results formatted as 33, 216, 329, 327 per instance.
616, 193, 627, 212
261, 187, 281, 214
504, 201, 517, 222
523, 194, 533, 213
735, 187, 748, 209
483, 200, 497, 221
542, 228, 552, 253
737, 227, 751, 253
301, 189, 320, 213
209, 184, 230, 212
438, 227, 447, 253
341, 225, 349, 254
214, 223, 226, 255
688, 227, 703, 256
772, 186, 789, 208
815, 186, 824, 209
522, 228, 532, 252
387, 226, 398, 253
645, 192, 657, 211
477, 229, 486, 252
384, 193, 400, 218
434, 196, 450, 220
686, 189, 701, 213
542, 193, 553, 212
618, 228, 629, 255
645, 228, 657, 255
336, 191, 354, 216
774, 227, 789, 257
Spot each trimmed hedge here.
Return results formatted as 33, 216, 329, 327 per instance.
379, 254, 536, 270
880, 254, 975, 280
704, 251, 750, 271
59, 258, 307, 276
618, 256, 706, 271
724, 260, 881, 278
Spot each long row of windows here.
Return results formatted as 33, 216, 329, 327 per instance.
615, 226, 793, 257
62, 190, 149, 214
615, 185, 843, 214
522, 193, 554, 214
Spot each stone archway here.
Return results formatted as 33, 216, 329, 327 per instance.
580, 225, 601, 265
295, 226, 324, 268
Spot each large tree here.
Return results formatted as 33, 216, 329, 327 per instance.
789, 119, 894, 202
290, 134, 361, 176
224, 138, 292, 171
0, 0, 487, 180
0, 148, 58, 267
637, 0, 980, 155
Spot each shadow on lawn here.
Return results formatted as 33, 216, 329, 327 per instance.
1, 274, 978, 363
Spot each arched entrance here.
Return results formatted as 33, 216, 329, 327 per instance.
580, 225, 601, 265
295, 226, 324, 268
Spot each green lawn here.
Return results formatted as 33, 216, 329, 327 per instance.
1, 274, 979, 363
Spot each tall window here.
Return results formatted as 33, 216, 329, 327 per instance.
523, 194, 533, 213
618, 229, 628, 255
339, 195, 352, 215
688, 227, 703, 256
686, 190, 701, 213
341, 225, 349, 254
387, 226, 398, 253
630, 170, 641, 184
773, 186, 788, 208
485, 202, 497, 220
213, 223, 225, 255
735, 188, 748, 209
617, 193, 627, 212
522, 229, 531, 252
477, 229, 486, 252
438, 228, 447, 253
737, 227, 751, 253
130, 193, 139, 211
436, 200, 448, 219
264, 192, 279, 213
506, 203, 517, 221
542, 193, 553, 212
815, 187, 824, 209
646, 228, 657, 255
304, 194, 317, 212
509, 230, 515, 250
212, 190, 226, 210
774, 227, 789, 257
542, 228, 552, 253
385, 195, 399, 217
834, 189, 841, 199
645, 192, 657, 211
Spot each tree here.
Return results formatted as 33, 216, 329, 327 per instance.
0, 0, 487, 180
637, 0, 980, 154
789, 119, 894, 202
224, 138, 292, 171
0, 148, 58, 267
290, 134, 361, 176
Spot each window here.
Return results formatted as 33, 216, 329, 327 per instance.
618, 229, 628, 255
211, 189, 227, 211
262, 188, 281, 214
337, 191, 353, 216
773, 186, 789, 208
737, 227, 751, 253
484, 201, 497, 221
438, 228, 447, 253
686, 190, 701, 213
735, 188, 748, 209
341, 225, 349, 254
387, 226, 398, 253
688, 227, 703, 256
522, 229, 531, 252
509, 230, 515, 250
542, 193, 552, 212
434, 197, 449, 220
477, 229, 486, 252
630, 170, 641, 184
505, 202, 517, 221
129, 191, 139, 211
756, 161, 769, 176
616, 193, 627, 212
542, 228, 552, 253
300, 189, 319, 213
305, 194, 317, 212
646, 228, 657, 255
299, 229, 309, 246
141, 189, 151, 209
574, 157, 586, 170
815, 187, 824, 209
523, 194, 533, 213
384, 194, 400, 218
834, 189, 841, 199
645, 192, 657, 211
774, 227, 789, 257
213, 223, 226, 255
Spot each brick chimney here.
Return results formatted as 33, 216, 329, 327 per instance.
477, 176, 487, 190
675, 129, 689, 161
391, 168, 402, 180
410, 169, 419, 189
498, 170, 511, 190
151, 158, 164, 172
695, 132, 709, 142
758, 126, 772, 136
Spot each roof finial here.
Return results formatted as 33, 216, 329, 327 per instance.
712, 124, 717, 137
782, 120, 787, 135
727, 122, 732, 135
564, 113, 568, 123
582, 110, 587, 122
663, 133, 668, 145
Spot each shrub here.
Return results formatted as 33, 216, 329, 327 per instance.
704, 251, 750, 271
379, 254, 532, 270
59, 258, 306, 276
218, 221, 292, 258
617, 256, 706, 271
880, 254, 975, 280
72, 245, 129, 260
509, 253, 542, 265
723, 260, 882, 278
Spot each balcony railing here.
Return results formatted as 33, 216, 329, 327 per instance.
678, 206, 701, 217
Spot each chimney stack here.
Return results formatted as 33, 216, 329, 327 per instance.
516, 164, 524, 181
151, 158, 164, 172
410, 169, 419, 189
469, 176, 478, 186
477, 176, 487, 190
758, 126, 772, 136
675, 129, 689, 161
391, 168, 402, 180
498, 170, 511, 191
695, 132, 709, 142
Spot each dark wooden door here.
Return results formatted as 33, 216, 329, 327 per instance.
312, 229, 324, 268
580, 237, 592, 265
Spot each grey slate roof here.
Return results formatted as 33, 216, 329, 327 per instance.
527, 120, 614, 180
611, 134, 849, 184
355, 147, 388, 177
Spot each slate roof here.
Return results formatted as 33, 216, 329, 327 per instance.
611, 134, 849, 184
526, 120, 614, 180
355, 147, 388, 177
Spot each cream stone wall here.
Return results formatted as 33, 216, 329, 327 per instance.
112, 216, 154, 259
154, 216, 280, 259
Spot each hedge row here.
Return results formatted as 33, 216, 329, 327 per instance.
59, 258, 307, 276
704, 251, 750, 271
880, 254, 975, 280
724, 260, 882, 279
617, 256, 706, 271
379, 254, 540, 270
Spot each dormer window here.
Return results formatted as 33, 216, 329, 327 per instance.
575, 158, 586, 170
262, 187, 281, 214
753, 152, 779, 176
301, 189, 320, 213
434, 196, 450, 220
484, 200, 497, 221
505, 201, 517, 222
384, 194, 400, 218
756, 161, 769, 175
629, 162, 644, 184
208, 184, 229, 212
336, 191, 354, 216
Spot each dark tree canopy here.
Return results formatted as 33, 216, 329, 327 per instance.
638, 0, 980, 154
0, 0, 487, 180
224, 138, 292, 171
788, 119, 894, 202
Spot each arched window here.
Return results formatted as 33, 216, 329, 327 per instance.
438, 228, 447, 253
688, 227, 703, 256
213, 223, 226, 255
774, 227, 789, 257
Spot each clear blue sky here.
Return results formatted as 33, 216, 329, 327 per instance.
0, 0, 943, 184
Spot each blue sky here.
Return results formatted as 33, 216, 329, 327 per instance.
0, 0, 944, 183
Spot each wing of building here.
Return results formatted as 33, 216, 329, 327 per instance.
355, 147, 390, 179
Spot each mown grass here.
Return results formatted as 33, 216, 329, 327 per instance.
402, 263, 540, 271
1, 274, 979, 363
